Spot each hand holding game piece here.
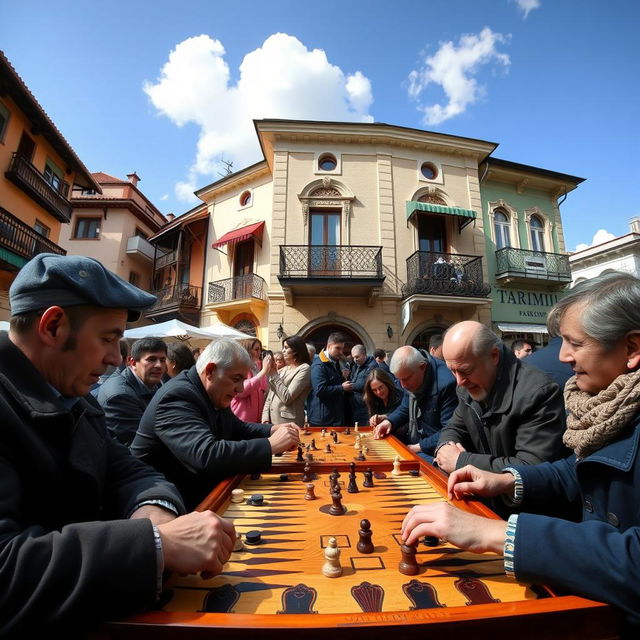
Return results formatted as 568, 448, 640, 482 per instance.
447, 465, 516, 502
357, 519, 374, 554
233, 532, 244, 552
401, 501, 508, 554
373, 419, 392, 439
157, 510, 235, 578
322, 537, 342, 577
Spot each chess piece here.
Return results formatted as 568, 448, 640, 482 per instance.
399, 542, 420, 575
231, 488, 244, 503
354, 435, 361, 450
245, 530, 262, 545
344, 427, 350, 436
329, 468, 340, 490
363, 468, 374, 488
354, 422, 359, 433
322, 537, 342, 577
306, 453, 314, 462
321, 428, 327, 438
349, 462, 356, 475
329, 485, 345, 515
357, 519, 374, 554
347, 470, 359, 493
332, 431, 339, 444
302, 464, 313, 482
325, 443, 333, 454
304, 483, 317, 501
310, 438, 318, 451
364, 445, 369, 455
391, 455, 401, 476
296, 445, 304, 462
356, 450, 366, 462
233, 532, 244, 552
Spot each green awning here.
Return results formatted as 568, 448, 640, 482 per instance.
406, 201, 476, 232
0, 247, 27, 269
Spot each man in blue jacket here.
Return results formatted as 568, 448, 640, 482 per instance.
372, 345, 457, 461
349, 344, 379, 426
307, 332, 353, 426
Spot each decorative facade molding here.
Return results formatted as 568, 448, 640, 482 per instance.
488, 199, 520, 249
524, 206, 553, 252
298, 178, 356, 242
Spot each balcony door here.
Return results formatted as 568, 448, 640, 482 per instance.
233, 240, 254, 299
310, 210, 340, 275
418, 214, 446, 254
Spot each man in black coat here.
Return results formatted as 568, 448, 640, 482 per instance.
131, 338, 302, 510
0, 254, 235, 636
97, 336, 168, 445
526, 335, 574, 389
349, 344, 379, 426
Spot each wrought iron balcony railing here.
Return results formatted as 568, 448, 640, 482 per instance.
208, 274, 267, 304
147, 284, 202, 313
0, 206, 66, 264
5, 153, 71, 222
495, 247, 571, 282
402, 251, 491, 298
279, 245, 383, 279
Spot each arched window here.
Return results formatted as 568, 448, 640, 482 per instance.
530, 215, 545, 252
493, 208, 511, 250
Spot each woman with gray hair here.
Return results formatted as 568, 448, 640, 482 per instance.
402, 271, 640, 633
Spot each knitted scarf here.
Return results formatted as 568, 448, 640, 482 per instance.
563, 369, 640, 459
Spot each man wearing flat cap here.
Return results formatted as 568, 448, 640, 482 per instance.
0, 253, 236, 635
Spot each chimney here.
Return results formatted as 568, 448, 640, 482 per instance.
630, 217, 640, 234
166, 213, 175, 222
126, 172, 141, 187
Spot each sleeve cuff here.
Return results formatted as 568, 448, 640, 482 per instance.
504, 513, 519, 578
133, 499, 180, 517
502, 467, 524, 505
152, 524, 165, 598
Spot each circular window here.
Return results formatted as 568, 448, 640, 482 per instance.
318, 154, 337, 171
420, 162, 438, 180
239, 191, 252, 207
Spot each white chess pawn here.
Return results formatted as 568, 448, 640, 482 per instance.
322, 537, 342, 578
354, 422, 359, 433
391, 455, 401, 476
354, 435, 361, 450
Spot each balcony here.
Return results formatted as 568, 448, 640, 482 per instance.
278, 245, 385, 305
495, 247, 571, 286
208, 274, 267, 305
144, 283, 202, 325
0, 206, 66, 270
402, 251, 491, 299
5, 153, 71, 222
126, 234, 155, 262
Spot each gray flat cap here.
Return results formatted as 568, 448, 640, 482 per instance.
9, 253, 157, 322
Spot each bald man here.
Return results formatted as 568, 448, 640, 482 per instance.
435, 321, 567, 477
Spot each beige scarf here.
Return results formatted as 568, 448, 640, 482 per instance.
563, 369, 640, 459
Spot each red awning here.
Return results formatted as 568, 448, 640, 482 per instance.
212, 221, 265, 249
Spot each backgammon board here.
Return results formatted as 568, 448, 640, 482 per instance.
101, 460, 615, 639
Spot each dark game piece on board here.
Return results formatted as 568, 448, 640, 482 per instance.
248, 494, 264, 506
409, 469, 420, 477
350, 462, 356, 475
423, 536, 439, 547
250, 472, 261, 480
304, 483, 317, 501
306, 453, 314, 462
356, 450, 366, 462
279, 473, 289, 482
345, 427, 350, 435
310, 438, 318, 451
245, 530, 262, 545
332, 431, 339, 444
296, 445, 304, 462
329, 485, 345, 516
325, 443, 333, 454
357, 519, 374, 554
347, 470, 359, 493
302, 464, 312, 483
399, 543, 420, 575
363, 468, 374, 488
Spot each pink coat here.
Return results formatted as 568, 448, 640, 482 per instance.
230, 369, 268, 423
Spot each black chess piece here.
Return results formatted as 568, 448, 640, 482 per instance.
349, 462, 356, 475
357, 519, 374, 554
306, 453, 314, 462
310, 438, 318, 451
332, 431, 339, 444
399, 543, 420, 575
302, 464, 312, 482
356, 450, 366, 462
347, 471, 359, 493
329, 468, 340, 490
296, 445, 304, 462
362, 468, 374, 488
325, 443, 332, 454
344, 427, 350, 435
329, 485, 345, 515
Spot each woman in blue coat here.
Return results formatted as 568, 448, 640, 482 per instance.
402, 271, 640, 634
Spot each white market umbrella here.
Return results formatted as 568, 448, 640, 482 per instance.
123, 319, 252, 344
204, 322, 254, 340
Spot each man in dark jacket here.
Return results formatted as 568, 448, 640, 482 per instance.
131, 338, 302, 510
526, 335, 574, 389
307, 332, 353, 426
373, 346, 457, 459
349, 344, 379, 425
96, 336, 167, 445
0, 253, 235, 636
435, 321, 567, 474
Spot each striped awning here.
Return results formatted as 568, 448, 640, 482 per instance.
406, 201, 476, 231
212, 221, 265, 249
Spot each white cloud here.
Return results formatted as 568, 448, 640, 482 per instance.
160, 193, 169, 201
514, 0, 541, 19
408, 27, 510, 126
144, 33, 374, 202
575, 229, 616, 252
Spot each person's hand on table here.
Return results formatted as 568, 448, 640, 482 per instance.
158, 511, 236, 578
401, 501, 506, 555
407, 443, 421, 453
373, 419, 392, 439
369, 413, 386, 428
447, 465, 515, 501
435, 441, 465, 473
269, 422, 302, 453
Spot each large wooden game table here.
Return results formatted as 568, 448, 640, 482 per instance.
101, 430, 617, 639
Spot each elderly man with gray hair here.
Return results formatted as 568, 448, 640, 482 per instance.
373, 345, 457, 460
434, 321, 567, 476
131, 339, 301, 510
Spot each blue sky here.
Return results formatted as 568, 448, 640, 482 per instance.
2, 0, 639, 250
